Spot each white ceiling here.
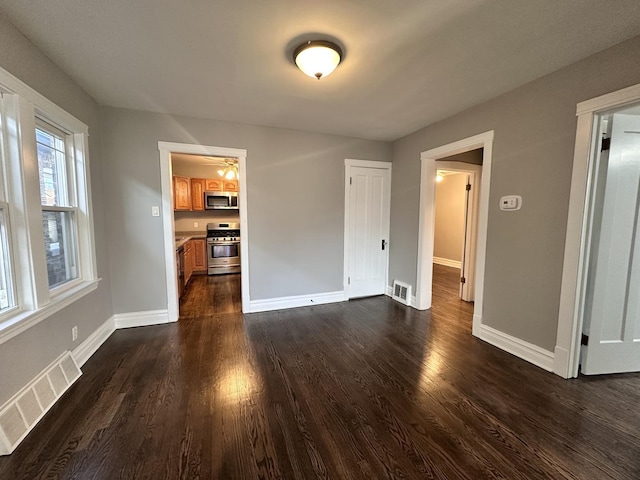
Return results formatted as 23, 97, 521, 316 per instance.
1, 1, 640, 141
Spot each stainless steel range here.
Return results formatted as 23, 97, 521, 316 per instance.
206, 223, 241, 275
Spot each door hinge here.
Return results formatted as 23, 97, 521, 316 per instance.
381, 239, 387, 250
350, 177, 352, 185
460, 277, 466, 284
348, 276, 351, 285
581, 334, 589, 346
466, 183, 471, 191
601, 137, 611, 152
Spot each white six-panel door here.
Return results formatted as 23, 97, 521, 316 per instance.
344, 161, 391, 299
582, 111, 640, 374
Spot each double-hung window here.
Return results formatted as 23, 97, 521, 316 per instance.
0, 67, 98, 344
36, 121, 79, 289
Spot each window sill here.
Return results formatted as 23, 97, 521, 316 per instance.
0, 278, 101, 345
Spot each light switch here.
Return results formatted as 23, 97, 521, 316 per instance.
500, 195, 522, 211
151, 206, 160, 216
194, 222, 199, 228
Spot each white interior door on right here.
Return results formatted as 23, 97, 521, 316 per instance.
345, 162, 391, 299
582, 105, 640, 375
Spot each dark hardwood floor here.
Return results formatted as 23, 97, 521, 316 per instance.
2, 266, 640, 479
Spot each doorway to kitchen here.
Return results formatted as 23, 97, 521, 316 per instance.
158, 142, 249, 321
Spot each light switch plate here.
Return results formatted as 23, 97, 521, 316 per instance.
500, 195, 522, 211
151, 206, 160, 216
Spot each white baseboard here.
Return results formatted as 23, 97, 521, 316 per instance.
385, 285, 417, 308
113, 309, 171, 329
433, 257, 462, 268
72, 316, 116, 367
552, 346, 572, 379
0, 351, 81, 455
248, 291, 345, 313
475, 323, 555, 372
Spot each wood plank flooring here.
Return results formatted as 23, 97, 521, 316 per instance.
2, 266, 640, 479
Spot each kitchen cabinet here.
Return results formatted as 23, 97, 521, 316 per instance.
205, 178, 223, 191
191, 178, 205, 211
192, 238, 207, 273
173, 176, 191, 211
205, 178, 237, 192
223, 180, 238, 192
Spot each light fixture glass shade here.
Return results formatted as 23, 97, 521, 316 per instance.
294, 41, 342, 80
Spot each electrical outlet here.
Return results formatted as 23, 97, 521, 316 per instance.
72, 326, 78, 342
194, 221, 199, 228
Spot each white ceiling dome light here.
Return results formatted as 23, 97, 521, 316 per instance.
293, 40, 343, 80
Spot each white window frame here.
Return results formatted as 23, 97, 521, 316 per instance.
36, 119, 81, 291
0, 66, 99, 345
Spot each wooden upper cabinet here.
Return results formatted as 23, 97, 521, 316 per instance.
173, 175, 191, 211
205, 178, 223, 191
223, 180, 238, 192
192, 239, 207, 272
191, 178, 205, 211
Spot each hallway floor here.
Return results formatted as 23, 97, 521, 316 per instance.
1, 266, 640, 479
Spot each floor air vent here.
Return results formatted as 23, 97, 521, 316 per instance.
392, 280, 412, 306
0, 351, 81, 455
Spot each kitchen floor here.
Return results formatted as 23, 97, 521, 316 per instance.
180, 273, 241, 317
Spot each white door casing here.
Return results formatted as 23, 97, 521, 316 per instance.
416, 132, 493, 338
158, 142, 249, 321
556, 82, 640, 379
344, 159, 391, 299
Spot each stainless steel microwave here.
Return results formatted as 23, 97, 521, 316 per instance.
204, 191, 239, 209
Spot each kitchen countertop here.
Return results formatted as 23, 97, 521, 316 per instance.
175, 231, 206, 250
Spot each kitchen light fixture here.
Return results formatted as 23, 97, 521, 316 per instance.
293, 40, 342, 80
214, 159, 239, 180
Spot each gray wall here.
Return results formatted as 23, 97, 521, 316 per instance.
434, 174, 467, 262
389, 35, 640, 352
100, 107, 392, 310
0, 12, 113, 405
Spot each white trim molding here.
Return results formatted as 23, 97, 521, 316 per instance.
432, 257, 462, 269
416, 131, 494, 343
248, 291, 345, 313
72, 316, 116, 367
556, 81, 640, 379
478, 323, 555, 372
113, 309, 170, 329
157, 141, 249, 319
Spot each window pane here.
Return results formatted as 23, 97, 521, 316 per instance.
42, 210, 77, 288
0, 209, 15, 312
36, 127, 68, 206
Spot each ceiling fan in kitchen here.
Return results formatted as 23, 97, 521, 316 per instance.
205, 157, 239, 180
